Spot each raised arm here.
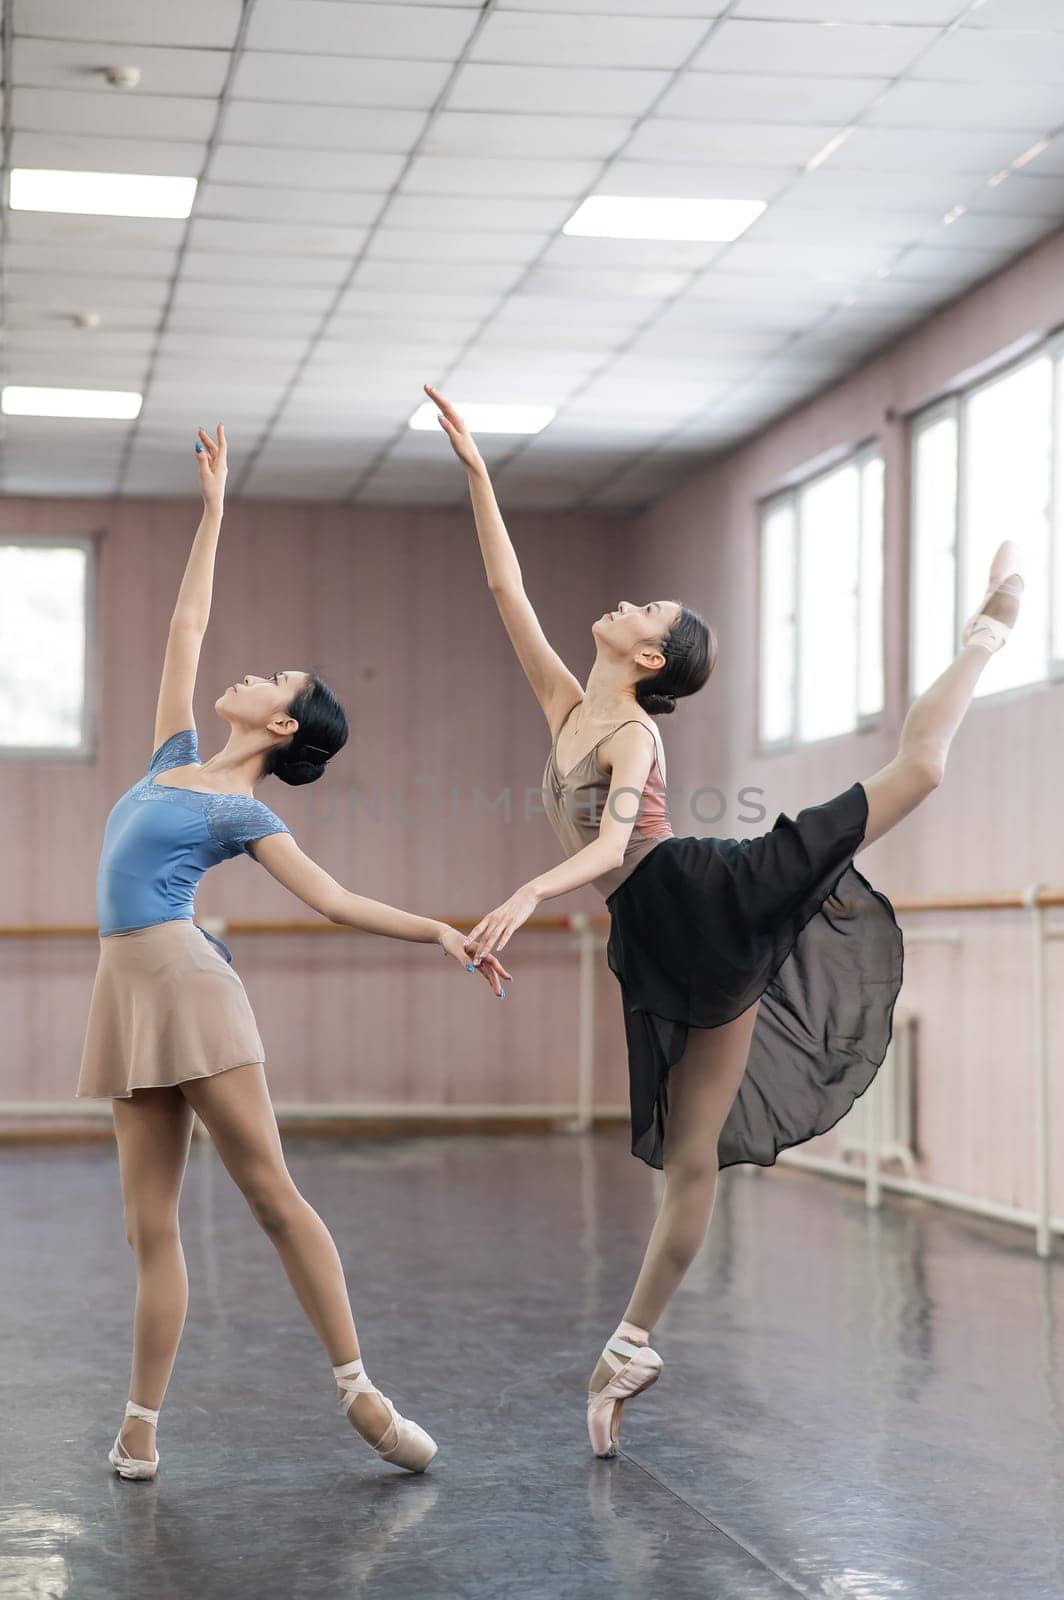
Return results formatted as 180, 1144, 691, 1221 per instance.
248, 831, 511, 996
152, 423, 228, 754
466, 723, 659, 962
425, 385, 583, 733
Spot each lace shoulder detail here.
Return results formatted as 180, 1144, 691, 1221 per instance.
149, 729, 198, 776
202, 792, 292, 858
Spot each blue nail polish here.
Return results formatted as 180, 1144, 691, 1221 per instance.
499, 988, 507, 999
465, 963, 475, 972
195, 441, 203, 452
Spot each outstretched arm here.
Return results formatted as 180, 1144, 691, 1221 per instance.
152, 424, 228, 753
425, 385, 584, 733
249, 831, 512, 996
466, 724, 658, 962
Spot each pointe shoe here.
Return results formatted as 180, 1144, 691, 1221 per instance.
108, 1401, 160, 1480
586, 1335, 663, 1459
960, 540, 1025, 654
333, 1358, 437, 1473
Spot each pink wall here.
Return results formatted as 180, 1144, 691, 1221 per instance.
631, 226, 1064, 1217
1, 496, 631, 1115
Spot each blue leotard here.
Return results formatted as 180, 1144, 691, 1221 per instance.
96, 729, 291, 943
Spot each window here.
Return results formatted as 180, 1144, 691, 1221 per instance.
758, 448, 884, 749
911, 346, 1057, 701
0, 540, 93, 753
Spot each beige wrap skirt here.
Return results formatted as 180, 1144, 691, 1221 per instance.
76, 918, 266, 1100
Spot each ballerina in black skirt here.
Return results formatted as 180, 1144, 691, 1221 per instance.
425, 384, 1025, 1459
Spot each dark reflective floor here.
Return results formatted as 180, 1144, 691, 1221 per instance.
2, 1131, 1062, 1600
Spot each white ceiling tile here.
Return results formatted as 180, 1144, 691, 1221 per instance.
121, 461, 211, 496
231, 53, 451, 108
499, 0, 722, 11
4, 353, 149, 386
182, 251, 351, 287
6, 247, 177, 283
385, 192, 573, 232
198, 183, 384, 227
6, 318, 159, 349
935, 210, 1059, 253
157, 330, 308, 363
311, 336, 466, 368
541, 234, 724, 271
366, 227, 546, 264
828, 125, 1032, 173
210, 144, 406, 190
11, 130, 206, 175
470, 11, 707, 69
888, 242, 1016, 283
14, 38, 231, 97
965, 172, 1064, 216
712, 237, 895, 279
222, 101, 424, 151
653, 295, 807, 336
400, 154, 600, 198
7, 210, 185, 251
913, 27, 1064, 83
1026, 133, 1064, 175
522, 264, 693, 299
245, 1, 478, 57
14, 0, 243, 48
731, 0, 965, 20
599, 159, 792, 200
963, 1, 1064, 26
166, 308, 321, 339
684, 270, 853, 306
330, 297, 484, 330
659, 72, 888, 124
188, 217, 368, 257
694, 18, 939, 76
783, 166, 986, 211
347, 259, 523, 295
12, 86, 218, 141
625, 118, 839, 166
867, 80, 1064, 130
426, 110, 632, 160
4, 467, 125, 496
496, 293, 649, 331
447, 63, 669, 117
744, 202, 938, 247
174, 279, 336, 314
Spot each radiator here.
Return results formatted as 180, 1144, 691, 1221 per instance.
839, 1007, 918, 1176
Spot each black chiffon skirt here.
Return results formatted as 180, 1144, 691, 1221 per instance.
605, 781, 904, 1170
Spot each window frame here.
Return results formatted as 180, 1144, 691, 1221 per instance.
0, 533, 98, 761
757, 441, 885, 756
908, 335, 1064, 706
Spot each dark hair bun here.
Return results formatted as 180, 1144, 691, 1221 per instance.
276, 754, 327, 787
263, 674, 349, 788
637, 607, 716, 716
635, 687, 677, 716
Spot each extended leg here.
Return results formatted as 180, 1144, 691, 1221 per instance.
112, 1086, 196, 1463
861, 541, 1024, 850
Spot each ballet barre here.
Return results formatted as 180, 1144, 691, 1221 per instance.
4, 892, 1063, 1259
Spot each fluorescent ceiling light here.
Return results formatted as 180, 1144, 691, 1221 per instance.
409, 401, 555, 435
2, 386, 143, 420
9, 168, 196, 218
563, 195, 764, 243
805, 127, 854, 172
1012, 138, 1049, 171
